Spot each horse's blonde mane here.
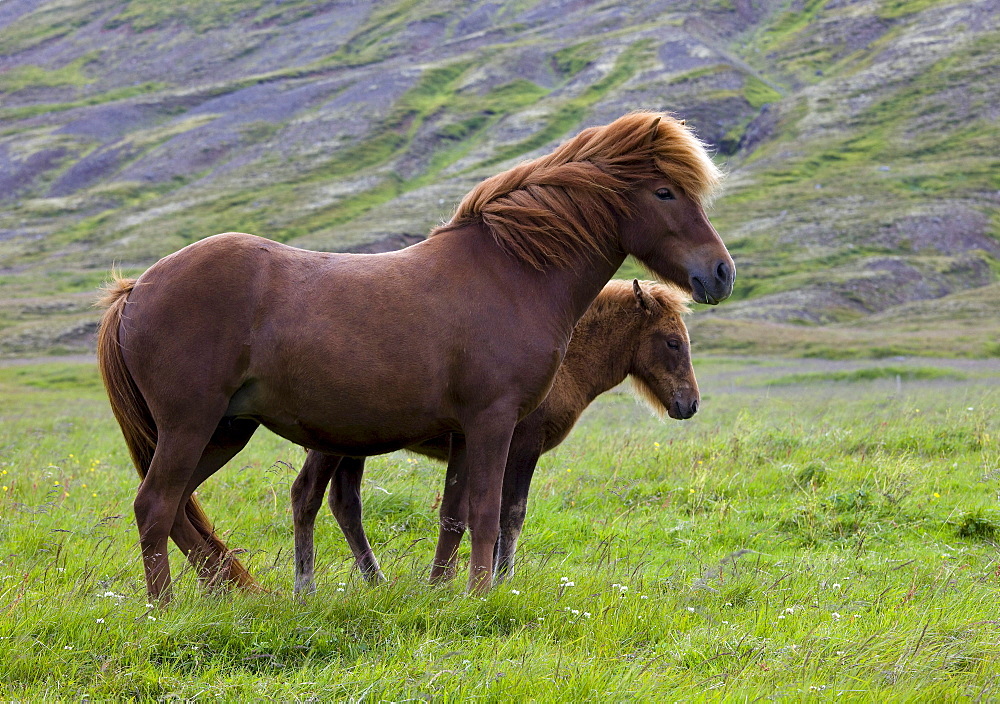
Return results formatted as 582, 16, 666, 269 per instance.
433, 111, 722, 270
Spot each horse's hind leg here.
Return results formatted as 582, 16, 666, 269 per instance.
134, 423, 225, 602
328, 456, 386, 584
291, 451, 341, 595
168, 418, 260, 591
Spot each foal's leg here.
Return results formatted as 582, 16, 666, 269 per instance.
167, 418, 260, 591
494, 430, 544, 582
430, 435, 468, 583
291, 451, 341, 596
328, 456, 386, 583
462, 413, 516, 593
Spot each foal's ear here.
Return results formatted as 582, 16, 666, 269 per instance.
644, 116, 661, 146
633, 279, 658, 315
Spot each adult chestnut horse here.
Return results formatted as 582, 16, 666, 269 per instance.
290, 279, 698, 594
97, 111, 733, 601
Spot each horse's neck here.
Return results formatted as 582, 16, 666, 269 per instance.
429, 223, 626, 341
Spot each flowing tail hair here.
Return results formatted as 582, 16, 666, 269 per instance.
96, 276, 258, 590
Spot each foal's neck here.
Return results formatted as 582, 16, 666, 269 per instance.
556, 305, 640, 403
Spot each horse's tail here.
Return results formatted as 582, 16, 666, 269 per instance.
96, 277, 258, 590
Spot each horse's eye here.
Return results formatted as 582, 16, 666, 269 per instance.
655, 188, 675, 201
667, 339, 681, 350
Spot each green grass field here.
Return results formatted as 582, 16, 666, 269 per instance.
1, 358, 998, 699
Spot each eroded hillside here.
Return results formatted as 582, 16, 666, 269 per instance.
0, 0, 997, 357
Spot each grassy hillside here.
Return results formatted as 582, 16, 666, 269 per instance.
0, 0, 997, 357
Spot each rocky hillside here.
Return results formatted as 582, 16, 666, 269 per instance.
1, 0, 997, 358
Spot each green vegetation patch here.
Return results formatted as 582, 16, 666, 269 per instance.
0, 362, 102, 392
104, 0, 270, 32
756, 0, 828, 55
953, 510, 1000, 541
0, 56, 96, 93
743, 75, 782, 108
765, 366, 965, 386
878, 0, 963, 20
551, 41, 598, 78
0, 82, 168, 123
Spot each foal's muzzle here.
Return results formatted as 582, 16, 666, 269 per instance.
670, 396, 699, 420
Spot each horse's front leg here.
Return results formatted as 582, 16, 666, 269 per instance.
430, 435, 468, 583
291, 451, 341, 596
463, 413, 516, 594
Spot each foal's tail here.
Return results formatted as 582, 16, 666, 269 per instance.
96, 278, 258, 590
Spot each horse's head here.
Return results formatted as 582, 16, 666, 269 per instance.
620, 177, 735, 305
628, 280, 700, 420
615, 115, 734, 305
436, 111, 735, 304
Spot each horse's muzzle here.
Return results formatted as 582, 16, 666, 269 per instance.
691, 259, 735, 305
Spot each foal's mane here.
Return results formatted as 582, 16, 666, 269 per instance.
432, 111, 722, 270
585, 279, 691, 325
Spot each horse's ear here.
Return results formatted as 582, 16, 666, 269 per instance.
633, 279, 658, 315
644, 117, 661, 146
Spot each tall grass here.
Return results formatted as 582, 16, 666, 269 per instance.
1, 359, 998, 698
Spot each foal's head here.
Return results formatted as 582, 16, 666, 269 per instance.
628, 280, 700, 420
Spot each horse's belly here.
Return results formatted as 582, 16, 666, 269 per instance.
257, 414, 453, 456
227, 378, 453, 454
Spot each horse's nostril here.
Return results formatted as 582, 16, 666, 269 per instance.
691, 399, 699, 415
716, 260, 730, 283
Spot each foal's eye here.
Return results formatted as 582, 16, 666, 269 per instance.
666, 339, 681, 351
655, 188, 675, 201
